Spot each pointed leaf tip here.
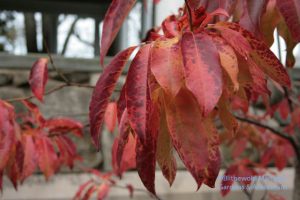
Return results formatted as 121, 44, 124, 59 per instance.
90, 46, 136, 150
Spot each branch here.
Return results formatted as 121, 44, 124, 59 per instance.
61, 17, 80, 55
235, 115, 300, 159
5, 83, 94, 103
44, 40, 70, 83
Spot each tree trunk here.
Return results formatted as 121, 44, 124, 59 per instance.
293, 161, 300, 200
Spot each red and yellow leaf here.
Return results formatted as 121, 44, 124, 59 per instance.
150, 36, 184, 97
181, 31, 223, 116
156, 106, 176, 186
164, 88, 220, 189
214, 22, 291, 87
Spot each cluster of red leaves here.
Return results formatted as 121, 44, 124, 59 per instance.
89, 0, 295, 196
73, 170, 134, 200
0, 57, 84, 190
0, 99, 83, 190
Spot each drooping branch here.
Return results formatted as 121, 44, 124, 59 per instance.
235, 115, 300, 159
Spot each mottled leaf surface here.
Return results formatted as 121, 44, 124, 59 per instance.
90, 47, 136, 149
181, 31, 222, 116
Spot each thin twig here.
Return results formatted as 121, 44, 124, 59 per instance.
44, 40, 70, 83
5, 83, 94, 103
235, 115, 300, 159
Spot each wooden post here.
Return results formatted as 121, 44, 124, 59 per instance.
42, 13, 58, 53
24, 13, 38, 53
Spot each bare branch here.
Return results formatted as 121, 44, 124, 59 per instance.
235, 115, 300, 159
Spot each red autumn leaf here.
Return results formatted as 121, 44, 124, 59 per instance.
126, 44, 151, 143
213, 22, 291, 87
117, 82, 127, 124
73, 180, 94, 200
181, 31, 223, 116
35, 134, 58, 180
221, 164, 238, 196
44, 118, 83, 137
164, 88, 221, 189
104, 102, 117, 133
97, 183, 110, 200
162, 16, 180, 38
156, 109, 177, 186
136, 101, 159, 195
21, 134, 37, 182
82, 185, 97, 200
150, 36, 184, 97
116, 109, 130, 167
276, 0, 300, 42
54, 136, 78, 169
0, 100, 16, 172
29, 58, 48, 102
239, 0, 269, 37
100, 0, 136, 64
112, 133, 136, 176
22, 100, 46, 125
90, 46, 136, 149
211, 35, 239, 91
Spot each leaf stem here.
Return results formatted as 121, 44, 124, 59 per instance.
5, 83, 95, 103
184, 0, 193, 31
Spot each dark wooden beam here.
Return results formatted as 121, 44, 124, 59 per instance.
0, 53, 130, 73
0, 0, 110, 17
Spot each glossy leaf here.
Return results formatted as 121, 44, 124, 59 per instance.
29, 58, 48, 102
100, 0, 136, 64
90, 46, 136, 149
181, 31, 223, 116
